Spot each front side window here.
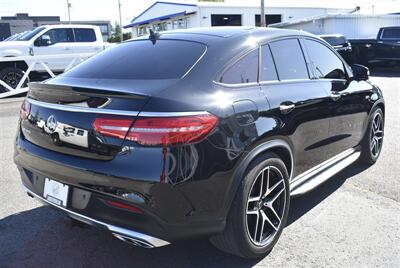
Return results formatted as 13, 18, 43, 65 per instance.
74, 28, 96, 42
260, 45, 278, 82
220, 49, 258, 84
42, 28, 74, 44
304, 39, 346, 80
269, 39, 309, 80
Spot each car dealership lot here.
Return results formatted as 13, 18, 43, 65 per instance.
0, 72, 399, 267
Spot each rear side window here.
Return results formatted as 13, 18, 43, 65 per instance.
74, 28, 96, 42
381, 28, 400, 39
269, 39, 309, 80
304, 39, 346, 80
220, 49, 258, 84
260, 45, 278, 81
64, 40, 206, 80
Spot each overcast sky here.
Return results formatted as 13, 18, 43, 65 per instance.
0, 0, 396, 28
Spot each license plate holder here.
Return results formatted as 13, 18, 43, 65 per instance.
43, 178, 69, 207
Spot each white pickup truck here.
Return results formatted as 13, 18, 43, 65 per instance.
0, 24, 109, 92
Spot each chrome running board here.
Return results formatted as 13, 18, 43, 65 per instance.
21, 184, 170, 248
290, 148, 360, 196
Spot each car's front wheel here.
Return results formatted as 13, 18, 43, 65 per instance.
210, 153, 290, 259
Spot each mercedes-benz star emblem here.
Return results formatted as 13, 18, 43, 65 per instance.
46, 115, 57, 133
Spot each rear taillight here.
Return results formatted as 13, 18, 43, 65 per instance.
93, 114, 218, 146
93, 118, 133, 140
20, 100, 31, 120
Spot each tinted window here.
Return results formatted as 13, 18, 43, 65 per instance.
43, 28, 74, 44
304, 39, 346, 80
65, 40, 206, 80
381, 28, 400, 39
321, 36, 347, 46
74, 28, 96, 42
220, 49, 258, 84
260, 45, 278, 81
269, 39, 309, 80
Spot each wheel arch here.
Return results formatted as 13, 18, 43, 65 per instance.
221, 139, 294, 218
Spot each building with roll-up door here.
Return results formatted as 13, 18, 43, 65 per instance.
123, 1, 354, 37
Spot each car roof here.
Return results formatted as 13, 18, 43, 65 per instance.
42, 24, 98, 29
133, 26, 316, 46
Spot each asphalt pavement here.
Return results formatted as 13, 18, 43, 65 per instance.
0, 71, 399, 267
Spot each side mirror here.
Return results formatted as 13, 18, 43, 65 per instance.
352, 64, 369, 81
34, 35, 52, 47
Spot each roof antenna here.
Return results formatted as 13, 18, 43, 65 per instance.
149, 29, 160, 45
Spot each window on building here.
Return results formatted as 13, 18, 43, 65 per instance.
303, 39, 346, 80
255, 14, 282, 26
173, 18, 190, 29
153, 22, 168, 32
42, 28, 74, 44
137, 25, 149, 36
98, 25, 109, 35
211, 15, 242, 26
269, 39, 309, 80
260, 45, 278, 82
220, 49, 258, 84
74, 28, 96, 42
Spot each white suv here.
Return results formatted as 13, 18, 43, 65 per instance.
0, 24, 106, 92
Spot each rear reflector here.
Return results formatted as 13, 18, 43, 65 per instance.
104, 200, 142, 214
93, 114, 218, 146
20, 100, 31, 120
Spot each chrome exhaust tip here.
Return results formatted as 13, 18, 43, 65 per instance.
113, 233, 155, 248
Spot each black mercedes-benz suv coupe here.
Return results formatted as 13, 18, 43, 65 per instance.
14, 27, 385, 259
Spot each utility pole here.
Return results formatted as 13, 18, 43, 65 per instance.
67, 0, 71, 24
260, 0, 266, 27
118, 0, 123, 42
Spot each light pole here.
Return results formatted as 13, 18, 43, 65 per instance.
67, 0, 71, 24
260, 0, 266, 27
118, 0, 123, 41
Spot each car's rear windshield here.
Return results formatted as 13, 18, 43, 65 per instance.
322, 36, 347, 46
64, 40, 207, 80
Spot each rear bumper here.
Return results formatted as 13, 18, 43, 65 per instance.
21, 184, 170, 248
14, 134, 229, 242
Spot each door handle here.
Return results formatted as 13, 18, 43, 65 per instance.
330, 92, 342, 101
279, 102, 295, 114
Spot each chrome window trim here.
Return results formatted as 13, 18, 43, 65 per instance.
27, 98, 210, 117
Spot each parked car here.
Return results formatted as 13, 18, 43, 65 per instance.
0, 24, 107, 92
350, 26, 400, 67
15, 27, 385, 259
319, 34, 353, 64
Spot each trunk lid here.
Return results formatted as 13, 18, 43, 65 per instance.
21, 81, 151, 160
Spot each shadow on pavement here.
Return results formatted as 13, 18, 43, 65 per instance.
287, 162, 371, 226
0, 163, 371, 268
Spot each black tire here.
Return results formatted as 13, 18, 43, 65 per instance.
360, 107, 384, 164
210, 153, 290, 259
0, 66, 27, 93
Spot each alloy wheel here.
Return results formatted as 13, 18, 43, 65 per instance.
370, 112, 384, 158
246, 166, 286, 247
2, 71, 22, 89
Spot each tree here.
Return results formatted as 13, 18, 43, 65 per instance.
107, 22, 131, 43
